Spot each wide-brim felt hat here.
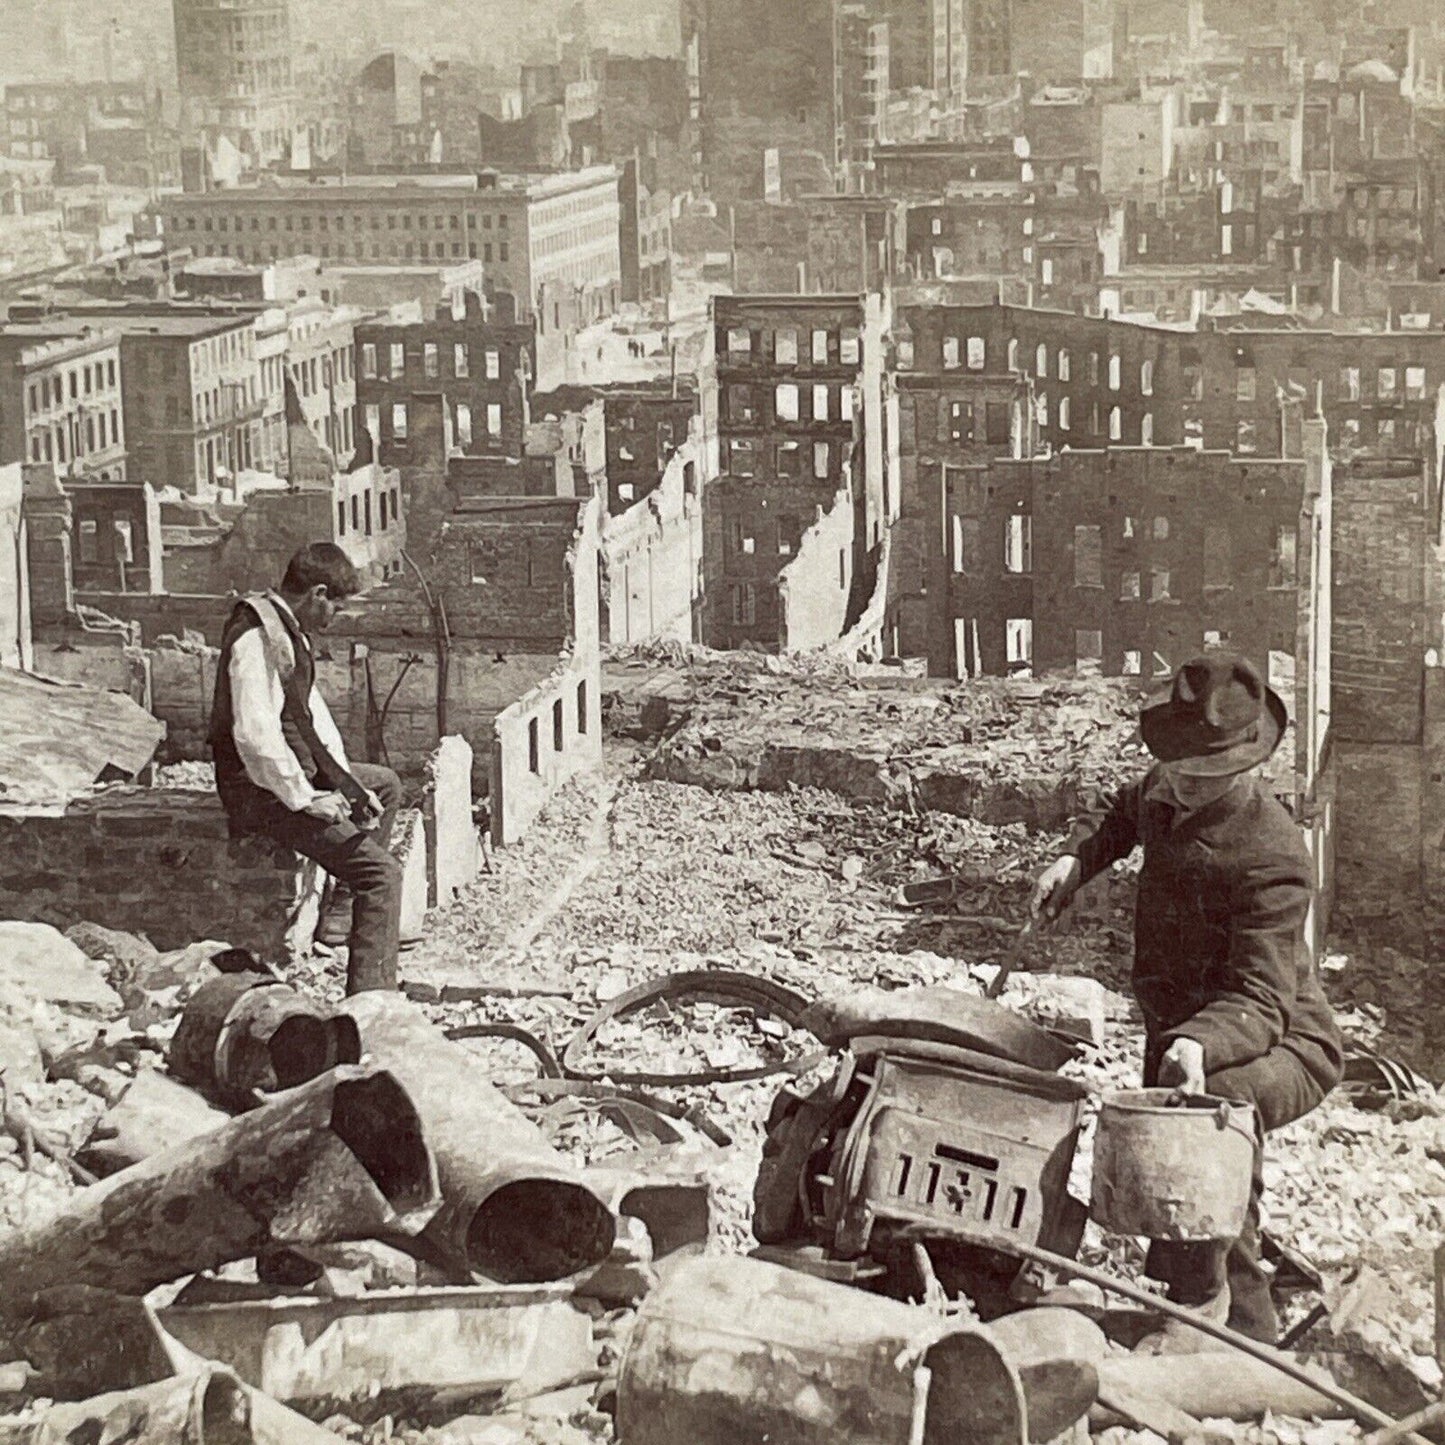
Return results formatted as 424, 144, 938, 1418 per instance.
1140, 652, 1288, 777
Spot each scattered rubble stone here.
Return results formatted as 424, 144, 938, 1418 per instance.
0, 696, 1437, 1445
0, 923, 123, 1020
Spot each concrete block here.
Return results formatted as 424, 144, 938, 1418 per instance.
424, 734, 482, 908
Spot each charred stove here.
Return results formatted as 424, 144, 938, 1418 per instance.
754, 988, 1091, 1295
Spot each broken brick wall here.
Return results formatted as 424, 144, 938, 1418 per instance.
348, 643, 561, 788
602, 430, 705, 647
71, 591, 231, 646
0, 789, 320, 958
1332, 459, 1428, 745
778, 488, 854, 651
27, 636, 151, 710
1331, 457, 1445, 945
490, 654, 603, 846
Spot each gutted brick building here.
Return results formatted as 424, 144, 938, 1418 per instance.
1184, 321, 1445, 460
925, 436, 1329, 686
353, 295, 534, 475
703, 293, 893, 650
532, 380, 705, 518
892, 300, 1445, 464
892, 301, 1185, 452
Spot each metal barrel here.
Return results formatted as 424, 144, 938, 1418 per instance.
169, 976, 361, 1108
342, 992, 617, 1283
617, 1255, 1029, 1445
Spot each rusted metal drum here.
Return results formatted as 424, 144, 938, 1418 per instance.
1090, 1089, 1256, 1241
617, 1256, 1029, 1445
169, 976, 361, 1108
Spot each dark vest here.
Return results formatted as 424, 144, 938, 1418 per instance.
210, 595, 358, 816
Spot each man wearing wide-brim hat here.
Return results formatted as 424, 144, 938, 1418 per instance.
1031, 653, 1343, 1348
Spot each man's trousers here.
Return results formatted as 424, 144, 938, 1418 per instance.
223, 763, 404, 995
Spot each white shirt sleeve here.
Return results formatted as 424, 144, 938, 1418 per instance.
310, 685, 351, 776
228, 627, 318, 813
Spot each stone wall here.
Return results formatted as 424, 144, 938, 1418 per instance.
0, 789, 320, 959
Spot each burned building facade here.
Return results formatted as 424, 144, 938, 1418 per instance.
354, 299, 534, 476
703, 293, 892, 652
922, 437, 1329, 685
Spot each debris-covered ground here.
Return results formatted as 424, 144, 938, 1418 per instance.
2, 665, 1442, 1445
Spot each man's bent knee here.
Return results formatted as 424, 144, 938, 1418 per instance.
353, 763, 401, 805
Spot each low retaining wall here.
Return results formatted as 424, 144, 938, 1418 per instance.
0, 788, 321, 959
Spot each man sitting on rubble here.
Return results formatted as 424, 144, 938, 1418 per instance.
210, 542, 403, 995
1030, 652, 1342, 1348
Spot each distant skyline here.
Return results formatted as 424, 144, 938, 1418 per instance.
0, 0, 685, 92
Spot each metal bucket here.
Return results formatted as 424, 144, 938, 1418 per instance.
1090, 1089, 1257, 1241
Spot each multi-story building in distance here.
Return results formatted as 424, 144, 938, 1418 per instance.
173, 0, 293, 168
8, 305, 276, 495
153, 167, 623, 333
0, 322, 127, 482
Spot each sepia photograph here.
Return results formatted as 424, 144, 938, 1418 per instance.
0, 0, 1440, 1440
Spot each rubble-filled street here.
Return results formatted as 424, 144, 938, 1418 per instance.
1, 662, 1441, 1445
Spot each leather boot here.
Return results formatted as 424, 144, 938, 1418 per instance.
317, 885, 354, 948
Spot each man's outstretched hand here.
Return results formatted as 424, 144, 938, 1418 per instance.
1158, 1037, 1208, 1096
1030, 855, 1081, 923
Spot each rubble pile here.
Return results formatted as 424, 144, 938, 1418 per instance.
0, 699, 1439, 1442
